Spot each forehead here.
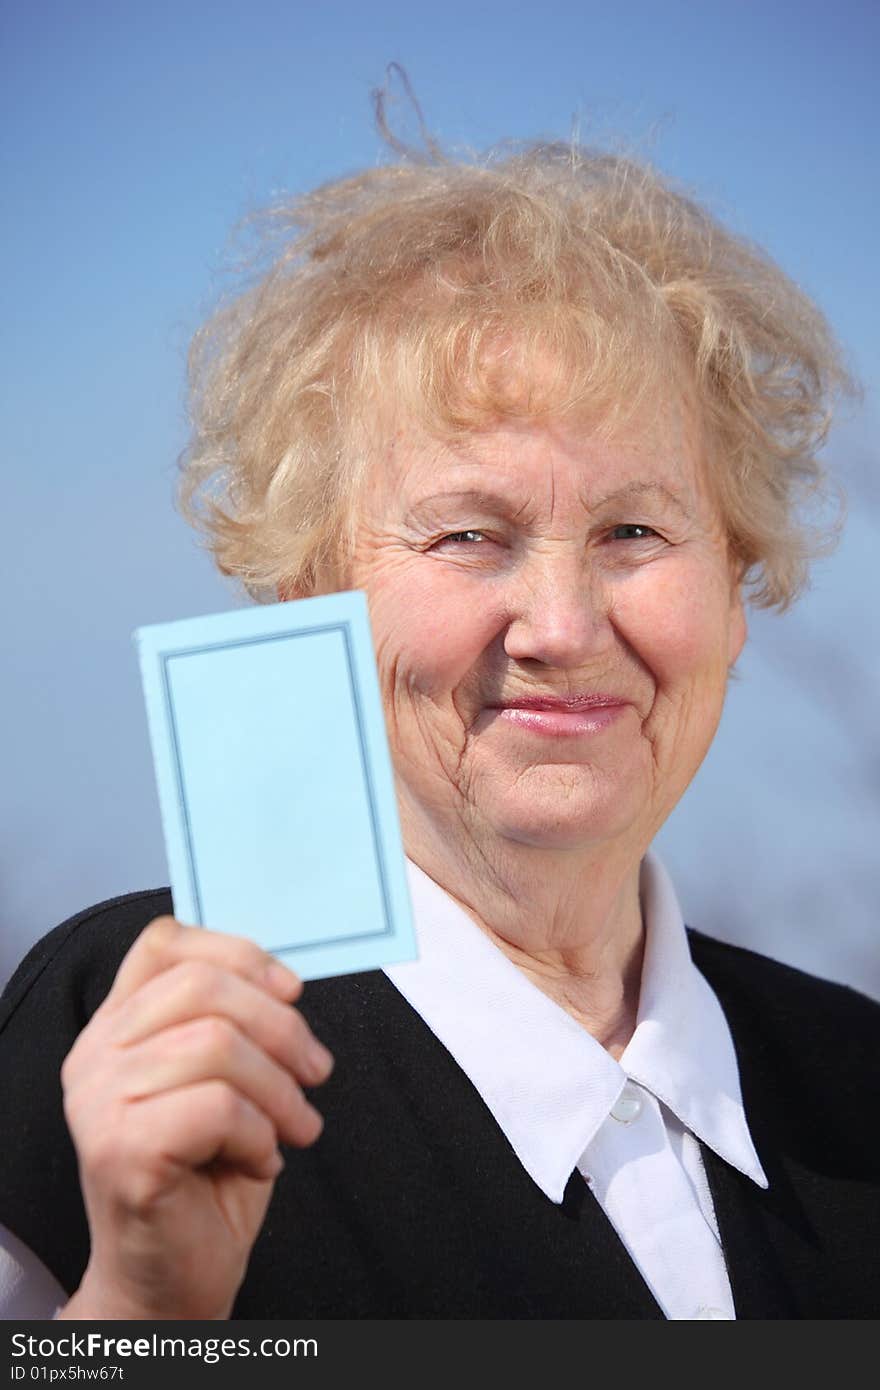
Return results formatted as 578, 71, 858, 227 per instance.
371, 398, 708, 511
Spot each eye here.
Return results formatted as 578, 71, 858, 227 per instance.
608, 523, 660, 542
433, 530, 488, 546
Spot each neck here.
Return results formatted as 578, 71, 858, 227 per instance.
401, 797, 647, 1057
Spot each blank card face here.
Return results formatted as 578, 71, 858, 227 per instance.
135, 592, 416, 981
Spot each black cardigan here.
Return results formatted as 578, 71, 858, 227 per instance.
1, 888, 878, 1319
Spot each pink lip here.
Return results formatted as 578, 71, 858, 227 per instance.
487, 695, 629, 737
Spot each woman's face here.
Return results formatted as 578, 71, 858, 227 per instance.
345, 404, 746, 862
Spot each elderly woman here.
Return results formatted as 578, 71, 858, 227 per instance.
1, 136, 878, 1322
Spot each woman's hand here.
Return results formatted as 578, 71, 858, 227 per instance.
56, 916, 333, 1320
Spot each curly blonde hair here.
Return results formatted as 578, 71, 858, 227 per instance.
180, 132, 853, 609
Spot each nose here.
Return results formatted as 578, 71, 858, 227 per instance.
502, 553, 614, 669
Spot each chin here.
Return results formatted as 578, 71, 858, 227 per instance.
474, 766, 644, 851
483, 798, 640, 853
500, 825, 634, 853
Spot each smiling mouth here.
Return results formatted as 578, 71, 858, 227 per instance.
490, 695, 627, 712
484, 695, 629, 738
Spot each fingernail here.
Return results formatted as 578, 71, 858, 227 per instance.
307, 1037, 334, 1078
305, 1103, 324, 1137
265, 959, 301, 995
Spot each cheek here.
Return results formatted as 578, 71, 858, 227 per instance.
362, 563, 504, 701
622, 568, 733, 690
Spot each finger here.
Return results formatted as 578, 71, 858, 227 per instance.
107, 961, 334, 1087
115, 1082, 289, 1193
111, 1015, 324, 1148
103, 916, 302, 1012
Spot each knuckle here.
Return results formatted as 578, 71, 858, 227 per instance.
121, 1160, 170, 1216
77, 1119, 123, 1179
173, 959, 225, 1005
227, 937, 270, 978
145, 914, 180, 939
193, 1015, 239, 1063
140, 915, 179, 960
205, 1079, 247, 1130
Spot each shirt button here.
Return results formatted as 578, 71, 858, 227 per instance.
610, 1081, 643, 1124
694, 1307, 732, 1320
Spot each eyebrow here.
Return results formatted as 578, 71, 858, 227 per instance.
404, 489, 532, 523
405, 481, 690, 523
589, 482, 690, 516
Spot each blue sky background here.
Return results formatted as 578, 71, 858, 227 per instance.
2, 0, 878, 993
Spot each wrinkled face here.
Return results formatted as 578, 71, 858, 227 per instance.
345, 405, 746, 860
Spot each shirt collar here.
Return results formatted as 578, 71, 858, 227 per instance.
621, 855, 767, 1188
385, 851, 767, 1203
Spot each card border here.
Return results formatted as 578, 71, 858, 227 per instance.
158, 621, 395, 953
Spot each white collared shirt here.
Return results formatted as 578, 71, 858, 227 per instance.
385, 852, 767, 1320
0, 854, 766, 1320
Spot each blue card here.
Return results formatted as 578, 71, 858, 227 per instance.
134, 592, 417, 981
